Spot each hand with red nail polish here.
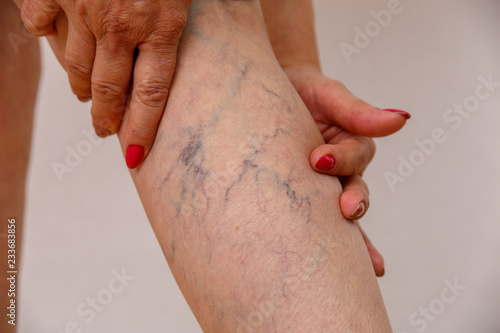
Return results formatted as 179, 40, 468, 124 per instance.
262, 1, 407, 276
281, 64, 410, 277
19, 0, 193, 170
284, 64, 409, 215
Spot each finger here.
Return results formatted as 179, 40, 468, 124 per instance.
313, 79, 410, 137
21, 0, 61, 36
353, 221, 385, 277
310, 136, 375, 176
90, 39, 135, 137
122, 38, 180, 169
64, 21, 96, 102
45, 11, 69, 68
339, 175, 369, 220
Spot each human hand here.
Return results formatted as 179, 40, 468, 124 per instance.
20, 0, 192, 169
285, 64, 411, 277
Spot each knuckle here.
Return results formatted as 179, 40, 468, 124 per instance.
65, 56, 92, 79
363, 138, 376, 163
329, 79, 347, 92
169, 12, 188, 32
135, 80, 169, 108
21, 0, 60, 36
73, 0, 88, 18
92, 78, 123, 102
100, 10, 131, 39
351, 160, 364, 176
364, 181, 370, 196
21, 12, 43, 35
352, 138, 374, 175
152, 15, 188, 42
368, 139, 376, 156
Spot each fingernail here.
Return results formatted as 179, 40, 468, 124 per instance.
126, 145, 144, 169
315, 154, 336, 170
95, 126, 111, 137
351, 202, 366, 219
383, 109, 411, 119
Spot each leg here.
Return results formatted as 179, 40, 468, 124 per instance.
45, 0, 391, 330
0, 2, 40, 332
119, 1, 391, 331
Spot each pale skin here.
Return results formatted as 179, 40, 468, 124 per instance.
116, 1, 392, 329
0, 0, 410, 331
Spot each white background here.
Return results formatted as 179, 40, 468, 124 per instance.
18, 0, 500, 332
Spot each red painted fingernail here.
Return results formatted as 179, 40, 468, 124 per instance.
315, 154, 336, 170
126, 145, 144, 169
383, 109, 411, 119
351, 202, 366, 219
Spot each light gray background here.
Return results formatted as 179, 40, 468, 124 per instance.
18, 0, 500, 332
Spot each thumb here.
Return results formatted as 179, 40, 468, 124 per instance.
313, 79, 411, 138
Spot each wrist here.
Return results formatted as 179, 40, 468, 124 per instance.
281, 60, 321, 73
281, 62, 323, 88
189, 0, 265, 37
261, 0, 321, 76
277, 55, 321, 72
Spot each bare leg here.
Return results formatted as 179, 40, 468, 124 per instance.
41, 0, 391, 330
117, 1, 391, 331
0, 2, 40, 332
